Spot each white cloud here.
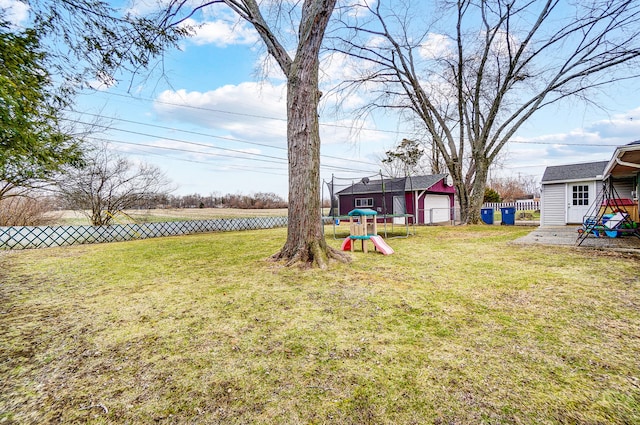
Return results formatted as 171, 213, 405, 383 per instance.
252, 52, 288, 82
343, 0, 377, 18
488, 28, 521, 58
498, 105, 640, 181
419, 33, 452, 60
0, 0, 30, 26
588, 107, 640, 141
126, 0, 206, 17
124, 2, 258, 47
181, 17, 259, 47
153, 82, 287, 142
320, 51, 363, 84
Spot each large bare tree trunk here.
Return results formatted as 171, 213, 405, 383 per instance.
137, 0, 347, 266
266, 0, 348, 267
467, 159, 489, 224
272, 68, 331, 266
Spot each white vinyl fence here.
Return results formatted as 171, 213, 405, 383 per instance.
482, 201, 540, 211
0, 216, 288, 250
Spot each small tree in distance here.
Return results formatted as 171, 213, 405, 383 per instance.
490, 176, 537, 203
483, 187, 501, 203
381, 138, 430, 177
57, 144, 173, 226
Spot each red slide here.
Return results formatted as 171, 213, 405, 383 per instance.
341, 237, 352, 251
369, 235, 394, 255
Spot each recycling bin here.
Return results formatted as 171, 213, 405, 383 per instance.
500, 207, 516, 225
480, 208, 494, 225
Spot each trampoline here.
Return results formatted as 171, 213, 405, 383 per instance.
322, 172, 416, 239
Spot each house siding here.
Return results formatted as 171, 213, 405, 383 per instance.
541, 178, 635, 225
611, 179, 635, 199
338, 193, 398, 216
335, 175, 456, 224
541, 183, 566, 226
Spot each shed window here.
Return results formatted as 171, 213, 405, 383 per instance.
355, 198, 374, 208
572, 185, 589, 206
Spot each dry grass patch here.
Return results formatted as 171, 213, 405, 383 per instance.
1, 226, 639, 424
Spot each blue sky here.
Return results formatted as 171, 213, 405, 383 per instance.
5, 0, 640, 198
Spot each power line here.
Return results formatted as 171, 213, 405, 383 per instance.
73, 93, 626, 148
69, 110, 286, 151
64, 117, 291, 163
85, 89, 405, 135
96, 137, 287, 165
95, 137, 379, 175
508, 139, 621, 147
81, 90, 628, 148
63, 111, 382, 167
105, 142, 289, 177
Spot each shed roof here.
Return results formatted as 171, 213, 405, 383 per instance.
336, 174, 448, 195
541, 161, 608, 183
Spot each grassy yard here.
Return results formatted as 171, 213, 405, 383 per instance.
1, 226, 639, 424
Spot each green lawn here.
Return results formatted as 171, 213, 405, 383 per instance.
1, 226, 639, 424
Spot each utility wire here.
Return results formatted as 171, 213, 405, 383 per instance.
81, 90, 626, 147
83, 89, 404, 135
64, 117, 290, 163
96, 137, 379, 174
106, 142, 288, 177
63, 111, 382, 167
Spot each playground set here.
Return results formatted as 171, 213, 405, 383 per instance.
323, 172, 457, 242
576, 182, 639, 245
339, 209, 395, 255
323, 172, 415, 240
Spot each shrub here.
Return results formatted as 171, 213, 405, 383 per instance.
0, 196, 59, 226
483, 187, 501, 203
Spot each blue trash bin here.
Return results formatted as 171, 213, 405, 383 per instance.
481, 208, 494, 225
500, 207, 516, 225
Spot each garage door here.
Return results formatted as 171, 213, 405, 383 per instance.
424, 195, 450, 224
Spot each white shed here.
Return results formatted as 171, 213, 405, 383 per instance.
540, 161, 608, 225
541, 160, 636, 226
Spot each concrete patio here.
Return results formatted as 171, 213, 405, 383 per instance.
512, 225, 640, 254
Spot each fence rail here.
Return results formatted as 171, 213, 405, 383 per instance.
0, 216, 288, 250
482, 201, 540, 211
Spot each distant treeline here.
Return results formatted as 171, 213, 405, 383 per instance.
148, 192, 289, 209
0, 192, 289, 227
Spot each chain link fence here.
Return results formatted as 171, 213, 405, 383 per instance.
0, 216, 288, 250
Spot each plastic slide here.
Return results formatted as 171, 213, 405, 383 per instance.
341, 237, 352, 251
369, 235, 394, 255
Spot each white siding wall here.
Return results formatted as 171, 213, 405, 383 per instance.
612, 180, 635, 199
541, 183, 566, 226
542, 178, 634, 226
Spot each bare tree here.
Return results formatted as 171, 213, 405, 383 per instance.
334, 0, 640, 223
24, 0, 347, 266
57, 144, 173, 226
0, 194, 58, 226
490, 175, 539, 202
380, 138, 430, 177
151, 0, 347, 267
